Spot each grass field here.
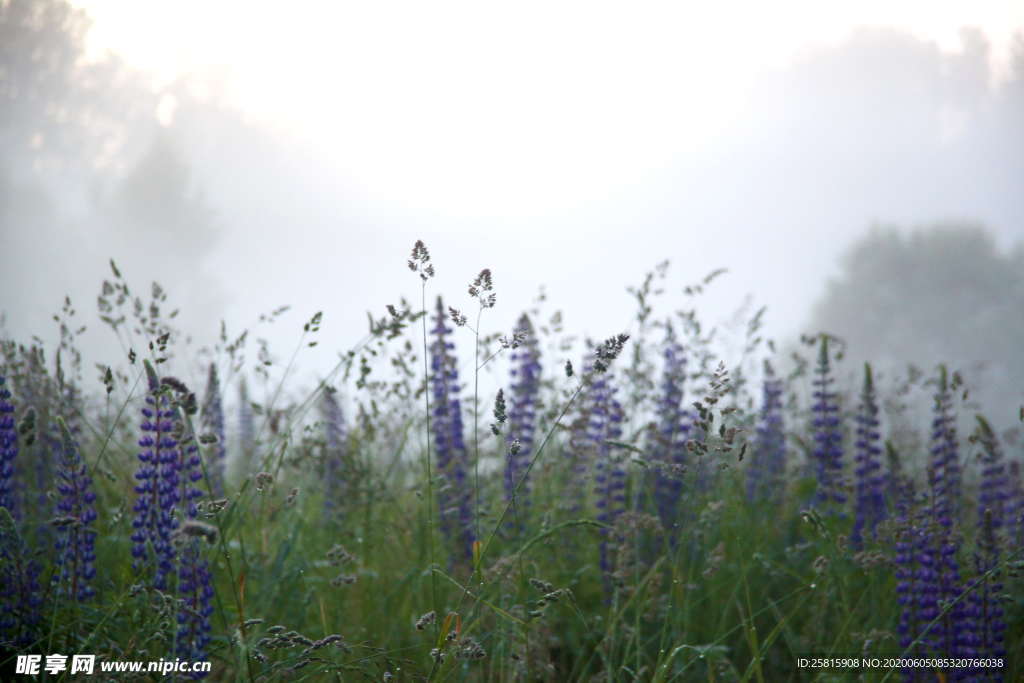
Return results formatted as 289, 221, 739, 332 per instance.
0, 242, 1020, 681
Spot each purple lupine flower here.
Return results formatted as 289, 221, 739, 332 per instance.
585, 362, 626, 582
174, 422, 214, 673
651, 324, 690, 534
928, 366, 961, 532
893, 411, 970, 678
746, 360, 786, 506
0, 510, 43, 647
134, 368, 214, 664
0, 375, 16, 514
504, 314, 541, 508
53, 419, 97, 602
895, 495, 944, 668
176, 540, 214, 675
963, 510, 1007, 671
238, 378, 255, 469
851, 364, 886, 548
201, 364, 227, 497
894, 506, 969, 676
958, 418, 1008, 671
973, 416, 1008, 533
922, 367, 968, 665
811, 336, 845, 508
17, 351, 56, 516
430, 297, 473, 560
893, 471, 924, 656
565, 396, 594, 518
131, 366, 180, 590
0, 377, 42, 646
1007, 461, 1023, 550
320, 387, 347, 520
174, 414, 205, 524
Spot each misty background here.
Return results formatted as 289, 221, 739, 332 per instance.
1, 0, 1023, 424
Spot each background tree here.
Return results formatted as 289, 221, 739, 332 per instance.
1, 0, 225, 351
807, 222, 1024, 424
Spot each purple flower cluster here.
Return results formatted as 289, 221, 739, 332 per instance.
53, 420, 97, 602
201, 364, 227, 497
131, 389, 179, 589
0, 515, 42, 647
973, 417, 1008, 534
0, 375, 42, 646
430, 297, 473, 559
320, 387, 348, 520
0, 375, 16, 514
132, 367, 214, 669
238, 378, 255, 467
584, 362, 626, 579
504, 314, 541, 507
176, 540, 215, 672
894, 501, 944, 663
746, 361, 785, 506
1008, 461, 1023, 549
651, 325, 691, 533
896, 368, 977, 674
811, 337, 845, 507
928, 367, 961, 532
851, 364, 885, 547
174, 416, 213, 671
960, 418, 1007, 668
924, 371, 968, 667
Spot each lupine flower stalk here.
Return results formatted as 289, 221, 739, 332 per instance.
962, 510, 1006, 671
745, 360, 785, 506
430, 297, 473, 559
200, 364, 227, 497
504, 314, 541, 508
851, 363, 886, 547
53, 419, 97, 602
894, 501, 944, 669
973, 416, 1008, 532
0, 376, 16, 514
174, 419, 214, 672
0, 507, 42, 647
238, 377, 255, 469
131, 367, 179, 590
650, 325, 688, 525
320, 387, 348, 520
584, 359, 626, 582
0, 377, 41, 645
132, 366, 214, 668
892, 448, 925, 662
958, 417, 1008, 670
176, 539, 215, 673
929, 366, 961, 531
920, 367, 967, 666
1007, 461, 1023, 550
811, 336, 845, 508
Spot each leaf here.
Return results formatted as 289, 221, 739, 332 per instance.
604, 440, 645, 454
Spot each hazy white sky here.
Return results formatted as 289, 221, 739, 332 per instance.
7, 0, 1014, 401
72, 1, 1024, 215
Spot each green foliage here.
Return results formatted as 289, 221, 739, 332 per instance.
0, 251, 1021, 681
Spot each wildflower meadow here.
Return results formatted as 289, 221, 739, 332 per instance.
0, 241, 1021, 682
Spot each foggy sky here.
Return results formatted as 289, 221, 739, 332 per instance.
2, 9, 1023, 403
